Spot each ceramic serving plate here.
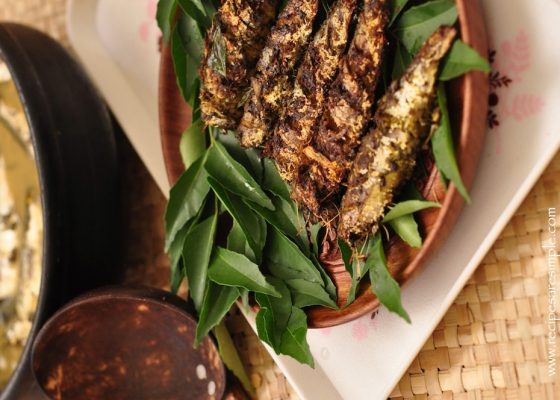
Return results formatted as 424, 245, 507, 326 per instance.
67, 0, 560, 398
67, 0, 169, 194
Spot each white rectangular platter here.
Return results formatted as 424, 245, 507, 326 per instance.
67, 0, 560, 399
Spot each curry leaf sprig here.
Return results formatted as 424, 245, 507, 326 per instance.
165, 131, 336, 368
338, 198, 441, 313
159, 0, 491, 368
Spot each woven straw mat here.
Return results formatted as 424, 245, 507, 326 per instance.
2, 1, 559, 399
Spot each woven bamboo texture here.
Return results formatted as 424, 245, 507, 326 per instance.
3, 1, 559, 399
389, 154, 560, 400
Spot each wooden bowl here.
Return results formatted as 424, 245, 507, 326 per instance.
158, 0, 489, 328
32, 286, 226, 400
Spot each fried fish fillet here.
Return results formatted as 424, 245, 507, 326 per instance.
200, 0, 279, 129
338, 26, 457, 242
238, 0, 319, 148
293, 0, 388, 215
271, 0, 357, 184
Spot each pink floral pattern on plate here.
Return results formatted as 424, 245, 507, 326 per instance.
139, 0, 159, 43
488, 30, 544, 130
348, 311, 379, 341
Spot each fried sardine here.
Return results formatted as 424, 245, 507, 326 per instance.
238, 0, 319, 148
271, 0, 357, 183
200, 0, 279, 129
339, 26, 457, 242
293, 0, 388, 215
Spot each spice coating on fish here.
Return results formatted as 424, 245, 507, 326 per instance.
271, 0, 357, 184
237, 0, 319, 148
338, 26, 457, 242
293, 0, 388, 214
200, 0, 279, 129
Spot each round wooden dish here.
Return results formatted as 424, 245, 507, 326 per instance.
32, 287, 226, 400
159, 0, 489, 328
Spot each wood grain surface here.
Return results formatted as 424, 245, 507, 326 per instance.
32, 287, 226, 400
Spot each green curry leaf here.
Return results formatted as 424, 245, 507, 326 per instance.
279, 307, 314, 367
367, 234, 411, 323
392, 40, 413, 80
286, 279, 338, 309
208, 247, 280, 297
309, 223, 322, 259
156, 0, 177, 43
205, 141, 274, 210
265, 227, 323, 285
168, 222, 191, 293
440, 39, 491, 81
395, 0, 458, 53
255, 278, 292, 349
179, 118, 206, 170
182, 211, 217, 312
226, 220, 256, 261
196, 283, 239, 345
389, 0, 410, 26
213, 322, 255, 396
216, 132, 263, 182
431, 84, 470, 202
175, 14, 204, 67
316, 257, 337, 302
383, 200, 441, 222
340, 238, 372, 306
164, 154, 210, 251
262, 158, 291, 201
388, 214, 422, 248
208, 177, 267, 263
177, 0, 213, 30
175, 12, 204, 91
255, 279, 314, 367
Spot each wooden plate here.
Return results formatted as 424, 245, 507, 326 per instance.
158, 0, 489, 328
32, 286, 226, 400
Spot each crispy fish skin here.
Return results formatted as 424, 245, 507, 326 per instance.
293, 0, 388, 214
238, 0, 319, 148
200, 0, 278, 129
271, 0, 357, 183
338, 26, 457, 241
